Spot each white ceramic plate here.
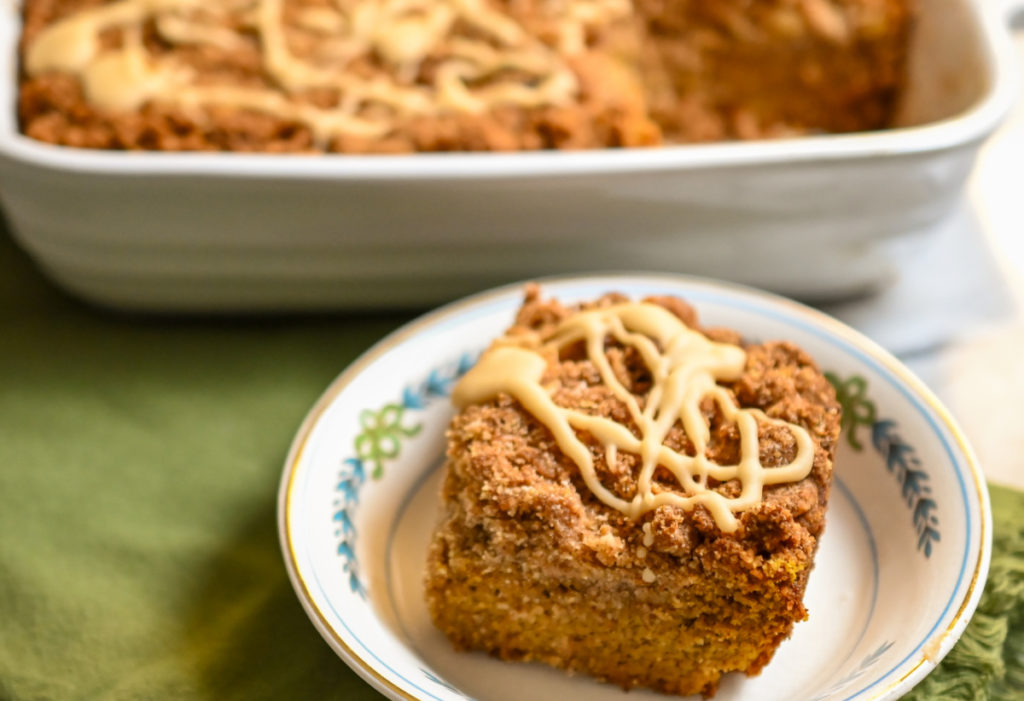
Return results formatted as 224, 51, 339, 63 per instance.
278, 274, 991, 701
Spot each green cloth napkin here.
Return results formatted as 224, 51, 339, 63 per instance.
0, 228, 1021, 700
904, 484, 1024, 701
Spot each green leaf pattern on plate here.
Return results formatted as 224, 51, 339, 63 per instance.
354, 404, 422, 480
826, 371, 877, 451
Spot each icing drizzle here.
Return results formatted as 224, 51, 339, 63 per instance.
24, 0, 631, 144
452, 302, 815, 533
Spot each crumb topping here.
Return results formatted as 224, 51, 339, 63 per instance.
19, 0, 913, 152
453, 299, 816, 532
444, 287, 840, 568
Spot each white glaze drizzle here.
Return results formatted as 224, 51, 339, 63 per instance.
452, 302, 816, 533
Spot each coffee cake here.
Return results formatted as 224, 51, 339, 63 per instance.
19, 0, 912, 152
425, 288, 842, 696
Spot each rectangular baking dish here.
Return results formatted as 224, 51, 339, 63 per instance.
0, 0, 1018, 311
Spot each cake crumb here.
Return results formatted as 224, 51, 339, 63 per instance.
642, 522, 654, 548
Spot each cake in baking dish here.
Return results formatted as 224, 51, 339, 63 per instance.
424, 287, 842, 696
18, 0, 912, 152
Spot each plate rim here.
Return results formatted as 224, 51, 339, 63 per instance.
276, 271, 992, 701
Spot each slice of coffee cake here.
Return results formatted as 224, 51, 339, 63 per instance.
425, 287, 841, 696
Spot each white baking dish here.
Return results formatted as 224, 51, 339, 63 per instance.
0, 0, 1019, 311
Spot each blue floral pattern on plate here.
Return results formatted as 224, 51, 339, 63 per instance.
333, 352, 476, 598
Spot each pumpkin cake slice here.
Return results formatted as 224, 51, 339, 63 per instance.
425, 287, 842, 696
